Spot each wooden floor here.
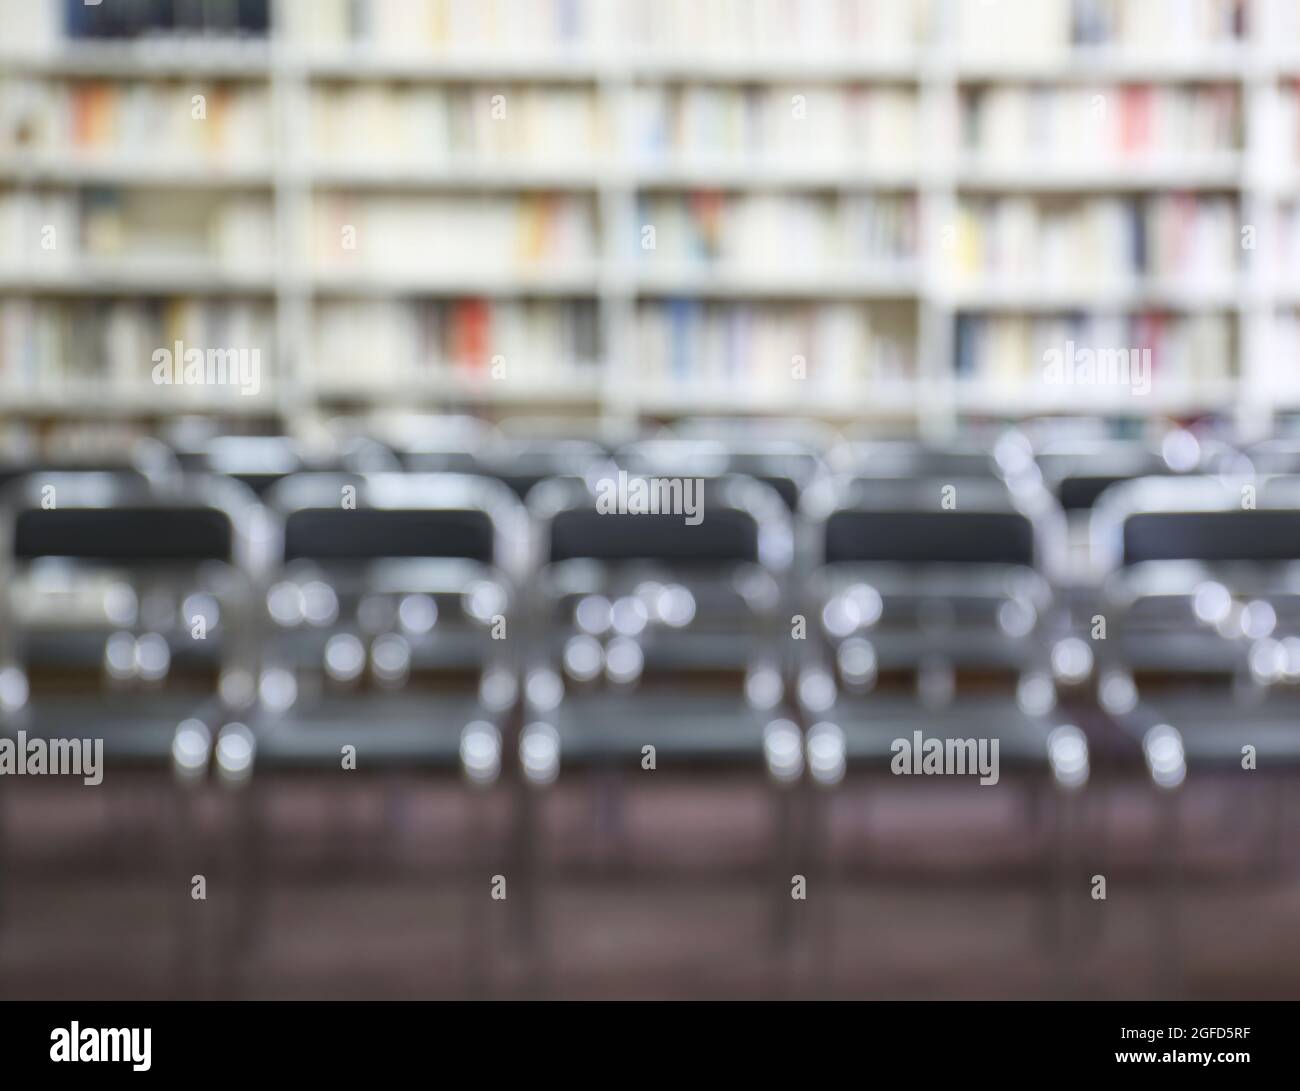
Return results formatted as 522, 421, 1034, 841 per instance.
1, 773, 1297, 1000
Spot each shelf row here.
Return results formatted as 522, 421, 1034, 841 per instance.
0, 377, 1273, 417
1, 294, 1289, 411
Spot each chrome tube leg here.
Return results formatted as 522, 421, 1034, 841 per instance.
513, 783, 548, 998
766, 783, 797, 997
811, 785, 837, 997
1032, 780, 1060, 952
1053, 783, 1079, 997
461, 783, 491, 999
170, 781, 199, 999
225, 778, 265, 999
0, 784, 8, 962
1153, 788, 1182, 998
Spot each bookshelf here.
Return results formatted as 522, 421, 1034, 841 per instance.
0, 0, 1295, 438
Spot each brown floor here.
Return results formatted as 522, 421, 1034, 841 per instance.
2, 773, 1297, 999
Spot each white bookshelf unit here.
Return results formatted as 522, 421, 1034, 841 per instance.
2, 0, 1298, 437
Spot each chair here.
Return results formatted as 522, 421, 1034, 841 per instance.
520, 471, 799, 985
1090, 473, 1300, 993
221, 471, 528, 994
0, 470, 261, 995
1091, 474, 1300, 786
796, 470, 1089, 982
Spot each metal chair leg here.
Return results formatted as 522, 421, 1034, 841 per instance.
766, 784, 799, 996
169, 782, 201, 999
1152, 788, 1183, 998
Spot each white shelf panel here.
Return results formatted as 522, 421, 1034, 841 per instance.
293, 48, 605, 81
307, 161, 603, 190
0, 43, 271, 79
306, 161, 922, 190
624, 51, 921, 81
632, 160, 921, 189
938, 48, 1249, 81
0, 384, 278, 415
0, 262, 276, 296
634, 383, 919, 416
315, 372, 604, 403
943, 281, 1245, 312
0, 154, 274, 188
311, 266, 602, 297
633, 265, 920, 299
954, 380, 1241, 415
288, 48, 923, 82
955, 158, 1244, 191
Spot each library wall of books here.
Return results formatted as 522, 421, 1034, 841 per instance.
2, 0, 1297, 443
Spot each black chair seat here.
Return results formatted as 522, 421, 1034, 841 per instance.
6, 693, 216, 764
1119, 631, 1246, 674
865, 631, 1032, 670
1135, 694, 1300, 767
826, 695, 1051, 771
250, 693, 483, 769
552, 692, 769, 765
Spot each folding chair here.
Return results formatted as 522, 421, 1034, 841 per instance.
0, 470, 261, 996
1089, 473, 1300, 991
797, 471, 1089, 987
520, 471, 798, 991
222, 471, 527, 995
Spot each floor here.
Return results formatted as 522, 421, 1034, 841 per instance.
2, 771, 1297, 999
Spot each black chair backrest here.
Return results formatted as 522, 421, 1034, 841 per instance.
549, 508, 758, 566
283, 507, 496, 564
5, 472, 237, 567
822, 479, 1036, 567
825, 509, 1034, 566
268, 473, 521, 571
15, 506, 232, 564
1121, 509, 1300, 566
